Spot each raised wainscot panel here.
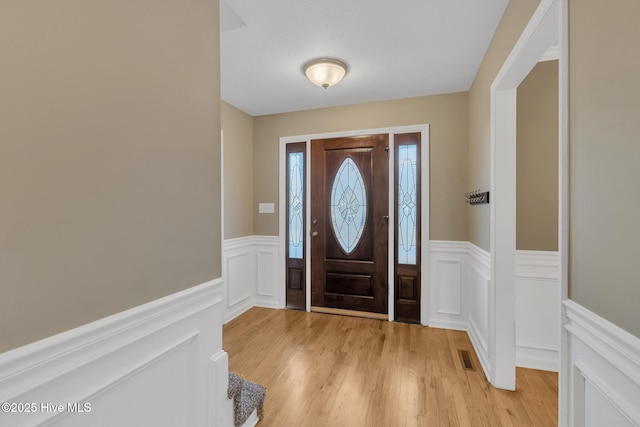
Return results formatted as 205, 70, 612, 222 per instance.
254, 236, 280, 309
428, 241, 468, 331
435, 259, 462, 315
515, 250, 560, 371
227, 250, 254, 308
223, 236, 255, 322
256, 250, 276, 297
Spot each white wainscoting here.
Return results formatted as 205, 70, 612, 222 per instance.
0, 279, 233, 427
253, 236, 281, 309
223, 236, 281, 322
516, 250, 560, 371
466, 242, 492, 379
564, 300, 640, 427
428, 241, 468, 331
223, 236, 255, 322
428, 241, 492, 379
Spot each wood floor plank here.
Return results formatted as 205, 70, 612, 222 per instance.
223, 307, 558, 426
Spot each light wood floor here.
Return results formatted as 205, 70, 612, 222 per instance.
223, 307, 558, 427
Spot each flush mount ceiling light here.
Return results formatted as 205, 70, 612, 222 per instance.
303, 58, 349, 89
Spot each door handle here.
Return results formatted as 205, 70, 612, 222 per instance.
383, 215, 389, 223
311, 231, 319, 237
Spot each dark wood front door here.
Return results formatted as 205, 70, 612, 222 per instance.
310, 135, 389, 314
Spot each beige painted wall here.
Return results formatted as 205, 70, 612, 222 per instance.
222, 102, 254, 239
0, 0, 221, 353
516, 60, 559, 251
467, 0, 541, 250
252, 93, 469, 241
569, 0, 640, 337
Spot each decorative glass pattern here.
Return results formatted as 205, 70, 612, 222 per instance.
288, 152, 304, 259
330, 157, 367, 254
398, 144, 417, 264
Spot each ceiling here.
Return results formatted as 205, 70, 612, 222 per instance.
220, 0, 510, 117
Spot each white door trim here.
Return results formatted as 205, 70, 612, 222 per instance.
558, 0, 570, 424
279, 124, 430, 323
490, 0, 562, 391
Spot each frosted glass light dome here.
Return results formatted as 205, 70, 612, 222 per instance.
303, 58, 348, 89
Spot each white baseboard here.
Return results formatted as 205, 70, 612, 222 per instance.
0, 279, 231, 427
427, 319, 468, 331
467, 316, 491, 378
564, 300, 640, 426
516, 342, 559, 372
224, 297, 254, 323
254, 300, 282, 310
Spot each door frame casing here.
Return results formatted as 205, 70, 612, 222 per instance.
278, 124, 430, 323
489, 0, 564, 392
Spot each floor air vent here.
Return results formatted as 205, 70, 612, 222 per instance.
458, 350, 475, 371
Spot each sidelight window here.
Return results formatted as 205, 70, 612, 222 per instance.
285, 142, 307, 311
394, 132, 421, 323
288, 151, 304, 259
397, 144, 418, 265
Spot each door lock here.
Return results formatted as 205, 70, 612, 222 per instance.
311, 231, 319, 237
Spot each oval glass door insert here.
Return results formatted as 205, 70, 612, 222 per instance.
330, 157, 367, 254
